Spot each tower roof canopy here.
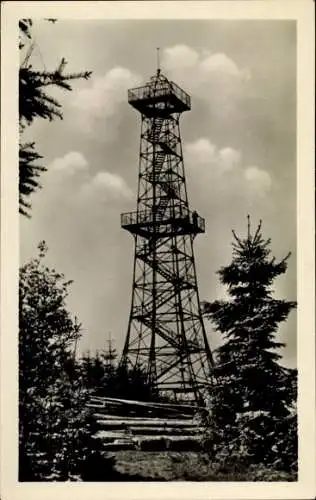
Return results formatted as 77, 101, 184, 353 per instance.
128, 70, 191, 117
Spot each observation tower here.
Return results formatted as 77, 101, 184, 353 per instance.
120, 63, 214, 403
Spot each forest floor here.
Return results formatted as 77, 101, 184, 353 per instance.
106, 451, 297, 482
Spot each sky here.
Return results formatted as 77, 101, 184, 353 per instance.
20, 19, 297, 368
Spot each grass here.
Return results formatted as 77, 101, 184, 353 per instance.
105, 451, 297, 481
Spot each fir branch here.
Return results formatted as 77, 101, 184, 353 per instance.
19, 20, 92, 217
253, 219, 263, 244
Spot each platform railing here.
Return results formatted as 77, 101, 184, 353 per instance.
170, 81, 191, 108
128, 81, 191, 109
121, 207, 205, 232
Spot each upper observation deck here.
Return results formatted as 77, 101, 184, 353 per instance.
128, 70, 191, 117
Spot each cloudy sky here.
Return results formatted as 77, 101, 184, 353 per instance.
20, 19, 297, 368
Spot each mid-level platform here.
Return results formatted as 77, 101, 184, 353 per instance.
121, 208, 205, 238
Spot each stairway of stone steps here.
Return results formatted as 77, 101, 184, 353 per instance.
88, 396, 206, 451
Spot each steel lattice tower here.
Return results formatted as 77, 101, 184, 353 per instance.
120, 67, 214, 403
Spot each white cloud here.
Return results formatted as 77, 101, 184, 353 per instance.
162, 45, 251, 118
50, 151, 88, 175
163, 45, 199, 70
70, 66, 141, 134
162, 45, 250, 84
244, 166, 272, 195
199, 52, 249, 80
185, 139, 241, 172
184, 138, 271, 201
41, 151, 90, 199
185, 138, 217, 164
217, 147, 241, 171
43, 152, 132, 207
79, 171, 132, 202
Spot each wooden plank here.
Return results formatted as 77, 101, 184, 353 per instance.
90, 406, 193, 419
96, 426, 201, 437
124, 427, 201, 436
90, 396, 203, 413
97, 431, 202, 442
92, 413, 194, 421
95, 418, 197, 427
97, 428, 203, 438
88, 403, 195, 418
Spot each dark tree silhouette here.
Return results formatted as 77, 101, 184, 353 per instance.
203, 216, 297, 473
19, 19, 91, 217
80, 349, 159, 402
19, 242, 111, 481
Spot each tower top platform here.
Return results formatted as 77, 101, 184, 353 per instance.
128, 70, 191, 117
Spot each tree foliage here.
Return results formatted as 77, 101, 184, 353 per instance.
19, 242, 111, 481
203, 216, 297, 473
19, 19, 91, 217
80, 350, 160, 402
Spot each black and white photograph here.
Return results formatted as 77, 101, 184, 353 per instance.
1, 1, 315, 498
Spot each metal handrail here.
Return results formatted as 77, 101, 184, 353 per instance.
121, 207, 205, 232
128, 81, 191, 109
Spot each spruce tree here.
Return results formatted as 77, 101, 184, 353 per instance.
19, 19, 91, 217
80, 350, 110, 394
203, 216, 297, 473
80, 349, 158, 401
19, 242, 111, 481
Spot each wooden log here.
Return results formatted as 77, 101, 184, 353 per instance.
90, 396, 203, 414
92, 412, 194, 421
128, 426, 200, 435
97, 431, 202, 442
96, 431, 131, 439
97, 427, 200, 437
137, 434, 201, 442
91, 404, 197, 419
95, 418, 197, 428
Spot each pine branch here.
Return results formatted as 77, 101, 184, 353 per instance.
247, 214, 251, 241
253, 219, 263, 245
19, 142, 46, 216
19, 19, 33, 39
281, 251, 291, 263
18, 20, 93, 219
232, 229, 245, 250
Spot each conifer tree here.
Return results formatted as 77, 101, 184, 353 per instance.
19, 242, 111, 481
80, 350, 110, 394
80, 349, 159, 401
203, 216, 297, 473
19, 19, 91, 217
